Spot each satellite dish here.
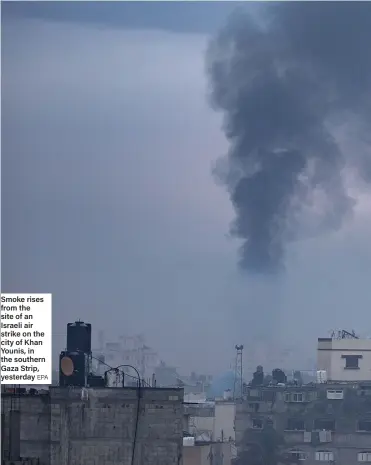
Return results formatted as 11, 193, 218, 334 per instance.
61, 357, 74, 376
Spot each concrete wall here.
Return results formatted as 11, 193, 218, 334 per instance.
317, 337, 371, 381
1, 386, 183, 465
1, 394, 50, 464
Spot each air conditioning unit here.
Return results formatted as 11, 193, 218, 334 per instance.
183, 437, 195, 447
327, 390, 343, 400
317, 370, 328, 383
319, 430, 332, 443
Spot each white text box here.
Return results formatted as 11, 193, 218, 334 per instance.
1, 293, 52, 385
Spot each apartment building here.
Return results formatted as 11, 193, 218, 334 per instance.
235, 382, 371, 464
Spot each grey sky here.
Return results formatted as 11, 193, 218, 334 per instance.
2, 2, 371, 374
2, 1, 239, 34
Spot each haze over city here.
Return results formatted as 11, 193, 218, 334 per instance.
2, 2, 371, 375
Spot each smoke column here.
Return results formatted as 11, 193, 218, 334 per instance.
207, 2, 371, 273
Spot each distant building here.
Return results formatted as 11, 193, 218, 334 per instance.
154, 362, 185, 388
98, 334, 160, 383
317, 336, 371, 381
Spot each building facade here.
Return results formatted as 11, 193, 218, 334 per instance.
1, 386, 183, 465
235, 382, 371, 465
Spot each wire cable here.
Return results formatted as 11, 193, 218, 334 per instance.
115, 365, 141, 465
76, 353, 143, 465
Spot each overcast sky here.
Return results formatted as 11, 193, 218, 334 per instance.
2, 2, 371, 375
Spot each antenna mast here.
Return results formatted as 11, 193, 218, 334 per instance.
233, 345, 244, 400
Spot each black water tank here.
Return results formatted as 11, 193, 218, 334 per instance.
272, 368, 287, 384
67, 321, 91, 353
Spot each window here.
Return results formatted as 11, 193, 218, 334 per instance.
252, 418, 263, 429
247, 403, 260, 412
314, 419, 335, 431
358, 452, 371, 462
287, 418, 305, 431
289, 450, 307, 461
358, 420, 371, 432
285, 392, 305, 403
327, 389, 344, 400
315, 451, 334, 461
342, 354, 362, 369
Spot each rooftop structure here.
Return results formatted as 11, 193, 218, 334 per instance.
317, 335, 371, 382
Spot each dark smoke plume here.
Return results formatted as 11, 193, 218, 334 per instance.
207, 3, 371, 273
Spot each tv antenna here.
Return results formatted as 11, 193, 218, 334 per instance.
330, 329, 359, 340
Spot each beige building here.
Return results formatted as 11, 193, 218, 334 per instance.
317, 337, 371, 381
213, 402, 235, 442
184, 401, 235, 442
183, 441, 234, 465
